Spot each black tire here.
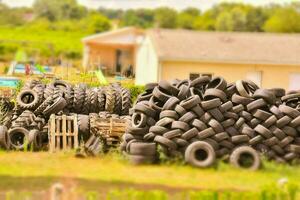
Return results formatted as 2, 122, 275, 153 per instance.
230, 146, 261, 170
129, 142, 156, 156
28, 129, 43, 151
87, 88, 99, 113
201, 99, 222, 110
73, 84, 86, 113
162, 97, 180, 111
17, 89, 40, 110
97, 88, 106, 112
121, 88, 132, 115
207, 77, 227, 91
0, 126, 9, 149
132, 112, 147, 128
253, 89, 276, 104
43, 97, 67, 117
154, 135, 177, 150
78, 114, 90, 141
34, 96, 53, 116
185, 141, 216, 168
113, 87, 122, 115
8, 127, 30, 150
105, 87, 116, 113
128, 154, 156, 165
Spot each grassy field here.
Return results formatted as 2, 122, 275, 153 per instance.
0, 27, 86, 59
0, 151, 299, 199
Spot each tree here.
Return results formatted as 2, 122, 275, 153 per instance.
263, 7, 300, 33
120, 9, 154, 28
246, 7, 267, 32
82, 13, 111, 34
154, 7, 177, 28
177, 7, 200, 29
33, 0, 87, 21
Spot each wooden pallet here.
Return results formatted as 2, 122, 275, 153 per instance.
48, 114, 78, 152
91, 117, 128, 138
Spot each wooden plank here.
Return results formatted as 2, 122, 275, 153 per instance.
62, 115, 67, 150
50, 114, 56, 153
73, 114, 79, 149
56, 118, 60, 151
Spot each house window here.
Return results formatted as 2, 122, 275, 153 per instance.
189, 73, 200, 80
189, 73, 213, 80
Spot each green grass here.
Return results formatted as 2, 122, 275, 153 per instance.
0, 26, 87, 58
0, 151, 299, 190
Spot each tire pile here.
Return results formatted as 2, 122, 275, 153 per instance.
0, 79, 132, 151
123, 76, 300, 168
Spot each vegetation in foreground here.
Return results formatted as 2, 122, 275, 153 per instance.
0, 151, 299, 199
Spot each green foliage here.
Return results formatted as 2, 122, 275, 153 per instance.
33, 0, 88, 21
120, 9, 154, 28
263, 7, 300, 33
83, 13, 112, 34
122, 83, 145, 102
154, 7, 178, 28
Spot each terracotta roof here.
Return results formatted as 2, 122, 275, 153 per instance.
147, 29, 300, 65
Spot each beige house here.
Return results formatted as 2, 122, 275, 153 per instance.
82, 27, 300, 90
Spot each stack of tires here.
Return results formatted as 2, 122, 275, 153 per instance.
123, 76, 300, 169
0, 79, 132, 151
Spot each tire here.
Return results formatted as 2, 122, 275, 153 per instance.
185, 141, 216, 168
113, 87, 122, 115
171, 121, 190, 131
105, 87, 116, 113
8, 127, 30, 150
159, 110, 179, 120
154, 135, 177, 150
128, 154, 156, 165
132, 112, 147, 128
203, 88, 227, 102
43, 97, 67, 117
78, 114, 90, 141
230, 146, 261, 170
191, 119, 207, 131
162, 97, 180, 111
246, 99, 267, 112
129, 142, 156, 156
28, 129, 43, 151
253, 89, 276, 104
231, 94, 254, 105
34, 96, 53, 116
153, 87, 172, 103
121, 88, 132, 115
158, 80, 179, 96
73, 84, 86, 113
207, 77, 227, 91
179, 111, 197, 123
97, 88, 106, 112
0, 126, 9, 149
149, 126, 169, 135
87, 88, 99, 113
163, 129, 183, 139
236, 80, 252, 98
182, 127, 198, 140
201, 99, 222, 110
180, 95, 201, 110
17, 89, 40, 110
198, 127, 215, 140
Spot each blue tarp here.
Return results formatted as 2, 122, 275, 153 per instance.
14, 64, 51, 74
0, 77, 20, 88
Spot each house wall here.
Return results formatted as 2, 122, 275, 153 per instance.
135, 36, 159, 85
85, 44, 134, 74
161, 61, 300, 90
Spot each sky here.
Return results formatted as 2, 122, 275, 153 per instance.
0, 0, 297, 10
